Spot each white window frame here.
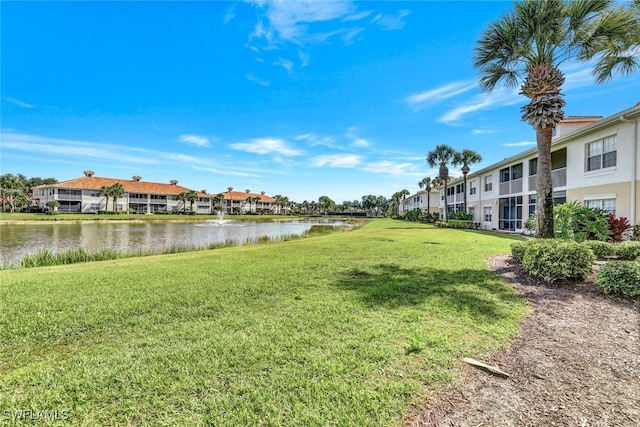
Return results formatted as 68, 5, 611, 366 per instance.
586, 135, 616, 172
585, 195, 616, 215
484, 175, 493, 192
483, 206, 492, 223
469, 180, 477, 195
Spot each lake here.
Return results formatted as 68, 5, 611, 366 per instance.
0, 219, 343, 266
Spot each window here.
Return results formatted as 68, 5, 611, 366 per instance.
529, 158, 537, 176
90, 191, 100, 197
528, 195, 536, 216
484, 175, 493, 192
470, 180, 477, 195
586, 136, 616, 171
586, 198, 616, 215
468, 206, 476, 222
483, 206, 492, 222
90, 203, 101, 211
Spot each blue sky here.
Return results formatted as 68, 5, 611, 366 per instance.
2, 1, 639, 203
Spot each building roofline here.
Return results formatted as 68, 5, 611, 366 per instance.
447, 101, 640, 185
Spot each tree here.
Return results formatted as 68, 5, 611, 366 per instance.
109, 183, 125, 212
185, 190, 199, 213
177, 191, 189, 213
0, 174, 27, 213
474, 0, 639, 237
212, 193, 225, 213
427, 144, 456, 222
246, 195, 261, 213
227, 186, 234, 214
46, 200, 60, 213
453, 149, 483, 212
318, 195, 335, 214
98, 185, 111, 212
419, 177, 435, 216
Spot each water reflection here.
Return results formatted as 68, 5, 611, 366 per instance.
0, 219, 342, 266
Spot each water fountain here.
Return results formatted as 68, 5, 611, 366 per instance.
217, 210, 225, 225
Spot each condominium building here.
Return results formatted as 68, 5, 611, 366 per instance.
33, 171, 212, 214
399, 189, 440, 217
218, 189, 277, 214
439, 101, 640, 232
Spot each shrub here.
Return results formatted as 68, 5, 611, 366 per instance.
521, 239, 595, 283
607, 214, 631, 242
510, 241, 527, 264
582, 240, 616, 259
404, 209, 425, 222
595, 261, 640, 297
554, 201, 610, 242
613, 241, 640, 261
632, 223, 640, 241
449, 211, 473, 221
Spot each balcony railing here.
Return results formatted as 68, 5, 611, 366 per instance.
527, 168, 567, 191
499, 178, 523, 195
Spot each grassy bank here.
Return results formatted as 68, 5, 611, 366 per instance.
0, 220, 528, 426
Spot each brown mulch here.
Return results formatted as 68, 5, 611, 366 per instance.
406, 255, 640, 427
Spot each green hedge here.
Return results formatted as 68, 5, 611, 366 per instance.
613, 241, 640, 260
435, 220, 474, 229
521, 239, 595, 283
510, 242, 527, 264
581, 240, 616, 259
595, 261, 640, 297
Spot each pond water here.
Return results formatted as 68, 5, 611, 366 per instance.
0, 219, 343, 266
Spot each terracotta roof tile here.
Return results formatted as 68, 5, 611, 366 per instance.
220, 190, 276, 203
35, 176, 209, 197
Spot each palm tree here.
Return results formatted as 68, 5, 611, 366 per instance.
227, 186, 234, 214
185, 190, 198, 213
453, 149, 483, 213
98, 185, 110, 212
474, 0, 638, 237
109, 183, 125, 213
177, 191, 189, 213
427, 144, 456, 222
211, 193, 225, 213
419, 177, 435, 216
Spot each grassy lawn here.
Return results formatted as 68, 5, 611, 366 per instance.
0, 220, 528, 426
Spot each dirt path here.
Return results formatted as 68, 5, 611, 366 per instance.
406, 255, 640, 427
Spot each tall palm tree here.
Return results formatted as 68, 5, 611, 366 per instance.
427, 144, 456, 222
227, 186, 234, 214
109, 183, 125, 213
177, 191, 189, 213
98, 185, 110, 212
185, 190, 199, 213
474, 0, 638, 237
419, 177, 435, 216
453, 149, 483, 213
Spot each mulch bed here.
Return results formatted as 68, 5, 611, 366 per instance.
405, 255, 640, 427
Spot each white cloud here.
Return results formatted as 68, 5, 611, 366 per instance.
178, 134, 210, 147
352, 138, 369, 147
439, 87, 521, 124
405, 81, 477, 111
222, 5, 237, 27
362, 161, 423, 177
246, 73, 270, 86
193, 166, 260, 177
274, 57, 293, 71
503, 141, 536, 147
370, 9, 410, 30
2, 96, 36, 108
472, 129, 501, 135
312, 154, 360, 168
230, 138, 303, 156
295, 133, 337, 147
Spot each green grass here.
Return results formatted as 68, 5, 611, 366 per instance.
0, 220, 528, 426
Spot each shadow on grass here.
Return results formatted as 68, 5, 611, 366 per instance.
334, 263, 523, 320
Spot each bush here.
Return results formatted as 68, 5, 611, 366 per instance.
595, 261, 640, 297
554, 201, 611, 242
582, 240, 616, 259
521, 239, 595, 283
510, 241, 527, 264
607, 214, 632, 242
613, 241, 640, 261
449, 211, 473, 221
435, 220, 474, 229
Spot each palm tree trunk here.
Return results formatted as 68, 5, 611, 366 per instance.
462, 173, 468, 212
536, 126, 554, 238
443, 180, 448, 222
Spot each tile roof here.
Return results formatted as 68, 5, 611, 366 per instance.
34, 176, 209, 197
219, 190, 276, 203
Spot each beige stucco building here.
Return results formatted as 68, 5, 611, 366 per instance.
439, 102, 640, 232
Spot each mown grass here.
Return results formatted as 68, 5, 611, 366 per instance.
0, 220, 528, 426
